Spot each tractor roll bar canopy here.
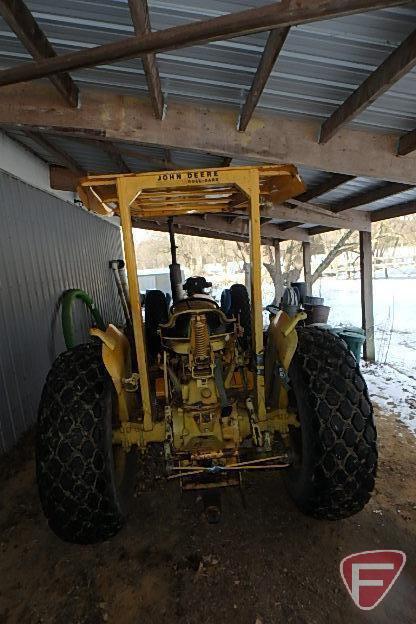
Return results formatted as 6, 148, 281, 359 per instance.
77, 165, 305, 432
77, 164, 304, 219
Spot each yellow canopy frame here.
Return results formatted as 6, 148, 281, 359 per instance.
78, 164, 305, 431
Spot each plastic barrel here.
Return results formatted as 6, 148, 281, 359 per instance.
334, 327, 366, 361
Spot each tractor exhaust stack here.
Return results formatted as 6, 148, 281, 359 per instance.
168, 217, 184, 304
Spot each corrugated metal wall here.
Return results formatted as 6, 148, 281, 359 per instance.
0, 171, 123, 453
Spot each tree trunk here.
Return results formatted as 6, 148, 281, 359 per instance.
312, 230, 354, 284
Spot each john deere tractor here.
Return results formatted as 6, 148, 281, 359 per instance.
36, 165, 377, 543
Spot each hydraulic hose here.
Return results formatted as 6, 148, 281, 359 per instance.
62, 288, 106, 349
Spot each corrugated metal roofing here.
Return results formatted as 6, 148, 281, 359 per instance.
0, 2, 416, 132
1, 2, 416, 217
0, 170, 123, 452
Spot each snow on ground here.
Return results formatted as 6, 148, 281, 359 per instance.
361, 362, 416, 434
315, 278, 416, 435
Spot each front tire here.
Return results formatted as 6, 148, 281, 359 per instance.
36, 343, 128, 543
285, 327, 377, 519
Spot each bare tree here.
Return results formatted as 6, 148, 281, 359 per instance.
311, 230, 355, 283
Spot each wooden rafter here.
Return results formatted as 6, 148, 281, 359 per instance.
370, 199, 416, 221
295, 173, 355, 203
3, 85, 416, 183
0, 0, 78, 107
238, 27, 289, 131
278, 221, 300, 230
221, 157, 233, 167
320, 28, 416, 144
128, 0, 164, 119
25, 131, 85, 174
397, 127, 416, 156
307, 194, 416, 230
278, 173, 356, 229
132, 218, 274, 246
50, 166, 84, 191
0, 1, 407, 89
307, 225, 335, 236
99, 141, 131, 173
261, 199, 371, 231
332, 181, 412, 212
166, 213, 310, 243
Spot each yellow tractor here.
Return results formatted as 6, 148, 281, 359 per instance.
36, 165, 377, 543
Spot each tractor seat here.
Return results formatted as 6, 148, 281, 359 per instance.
161, 302, 234, 339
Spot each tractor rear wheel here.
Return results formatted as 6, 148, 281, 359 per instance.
36, 342, 132, 543
285, 327, 377, 519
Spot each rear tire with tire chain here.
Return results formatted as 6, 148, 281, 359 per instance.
230, 284, 251, 350
285, 327, 377, 519
36, 342, 129, 543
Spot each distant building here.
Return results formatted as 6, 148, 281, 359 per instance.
138, 267, 185, 295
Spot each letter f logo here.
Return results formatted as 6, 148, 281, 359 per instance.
340, 550, 406, 610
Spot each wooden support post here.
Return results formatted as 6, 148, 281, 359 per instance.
117, 177, 153, 430
249, 170, 266, 421
274, 240, 283, 304
359, 230, 375, 362
302, 241, 312, 296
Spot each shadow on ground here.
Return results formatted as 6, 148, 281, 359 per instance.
0, 409, 415, 624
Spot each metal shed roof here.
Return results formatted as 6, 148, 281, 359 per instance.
0, 2, 414, 132
1, 1, 416, 237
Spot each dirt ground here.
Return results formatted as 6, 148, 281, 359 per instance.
0, 405, 415, 624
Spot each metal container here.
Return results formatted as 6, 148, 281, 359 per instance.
304, 304, 331, 325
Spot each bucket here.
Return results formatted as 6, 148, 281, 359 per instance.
334, 327, 366, 361
304, 303, 330, 325
304, 295, 324, 305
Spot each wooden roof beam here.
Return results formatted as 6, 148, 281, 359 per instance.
0, 1, 407, 88
238, 27, 289, 131
370, 199, 416, 221
175, 213, 310, 242
397, 127, 416, 156
133, 218, 274, 246
320, 28, 416, 144
261, 199, 371, 231
278, 221, 300, 230
308, 226, 336, 236
99, 141, 131, 173
332, 181, 413, 212
0, 0, 79, 107
25, 131, 85, 174
221, 156, 233, 167
50, 165, 83, 191
295, 173, 355, 203
128, 0, 165, 119
4, 85, 416, 183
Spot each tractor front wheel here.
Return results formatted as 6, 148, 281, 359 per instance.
36, 342, 131, 543
285, 327, 377, 519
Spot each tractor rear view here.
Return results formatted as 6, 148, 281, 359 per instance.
36, 165, 377, 543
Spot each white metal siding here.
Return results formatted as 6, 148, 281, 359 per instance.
0, 171, 123, 453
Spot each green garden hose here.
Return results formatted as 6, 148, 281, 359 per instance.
62, 288, 106, 349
